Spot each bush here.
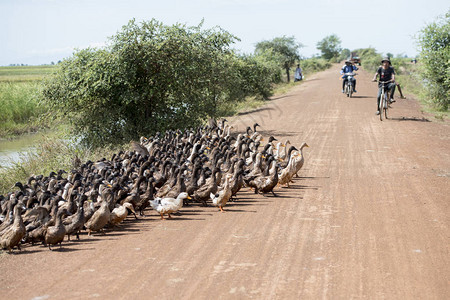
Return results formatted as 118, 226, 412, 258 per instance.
40, 19, 276, 147
416, 11, 450, 111
352, 47, 383, 72
301, 58, 332, 74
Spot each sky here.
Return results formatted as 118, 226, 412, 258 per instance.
0, 0, 448, 66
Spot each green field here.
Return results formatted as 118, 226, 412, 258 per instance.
0, 65, 56, 82
0, 65, 55, 137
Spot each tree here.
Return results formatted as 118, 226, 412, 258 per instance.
339, 48, 351, 62
254, 36, 302, 82
40, 19, 276, 147
316, 34, 342, 60
416, 11, 449, 110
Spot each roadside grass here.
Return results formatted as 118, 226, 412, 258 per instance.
391, 58, 449, 120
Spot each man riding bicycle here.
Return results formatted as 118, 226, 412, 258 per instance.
341, 60, 358, 93
372, 57, 396, 115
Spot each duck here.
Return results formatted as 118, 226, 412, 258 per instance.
279, 145, 298, 169
109, 203, 136, 226
244, 152, 265, 180
278, 150, 300, 187
149, 192, 191, 220
278, 139, 291, 161
210, 174, 233, 212
250, 159, 280, 196
229, 160, 245, 201
274, 141, 286, 160
0, 203, 26, 253
135, 178, 155, 216
84, 189, 113, 235
63, 195, 87, 241
44, 208, 70, 250
186, 162, 202, 196
294, 142, 309, 177
193, 167, 220, 206
22, 206, 51, 243
165, 168, 187, 200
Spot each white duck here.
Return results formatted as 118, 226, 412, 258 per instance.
109, 203, 136, 226
274, 142, 286, 160
149, 192, 191, 220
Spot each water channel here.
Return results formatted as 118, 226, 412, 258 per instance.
0, 133, 44, 169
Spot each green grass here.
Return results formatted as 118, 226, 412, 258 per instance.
391, 58, 449, 120
0, 66, 56, 137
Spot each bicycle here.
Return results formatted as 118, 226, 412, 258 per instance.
376, 81, 392, 121
343, 72, 357, 98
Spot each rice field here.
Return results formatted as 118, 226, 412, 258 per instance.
0, 65, 55, 137
0, 65, 56, 82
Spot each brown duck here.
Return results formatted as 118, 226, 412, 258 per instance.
63, 195, 87, 241
84, 189, 113, 235
0, 203, 26, 253
44, 208, 70, 250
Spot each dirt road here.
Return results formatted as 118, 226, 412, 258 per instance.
1, 64, 449, 299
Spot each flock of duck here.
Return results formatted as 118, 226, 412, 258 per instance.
0, 119, 308, 253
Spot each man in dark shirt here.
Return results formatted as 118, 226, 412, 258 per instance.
372, 57, 396, 115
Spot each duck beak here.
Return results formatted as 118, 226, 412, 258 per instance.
187, 196, 192, 200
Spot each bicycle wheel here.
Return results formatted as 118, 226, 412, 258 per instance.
379, 90, 384, 121
384, 93, 389, 119
346, 85, 350, 97
349, 85, 353, 98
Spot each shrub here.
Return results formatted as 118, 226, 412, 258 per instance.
39, 19, 276, 147
416, 11, 450, 110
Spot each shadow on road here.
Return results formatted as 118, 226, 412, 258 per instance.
349, 95, 373, 99
237, 107, 275, 116
390, 116, 431, 122
259, 129, 299, 137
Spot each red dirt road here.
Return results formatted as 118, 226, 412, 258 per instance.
1, 64, 449, 299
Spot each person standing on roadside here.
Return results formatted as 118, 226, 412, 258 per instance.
294, 64, 303, 82
372, 57, 396, 115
